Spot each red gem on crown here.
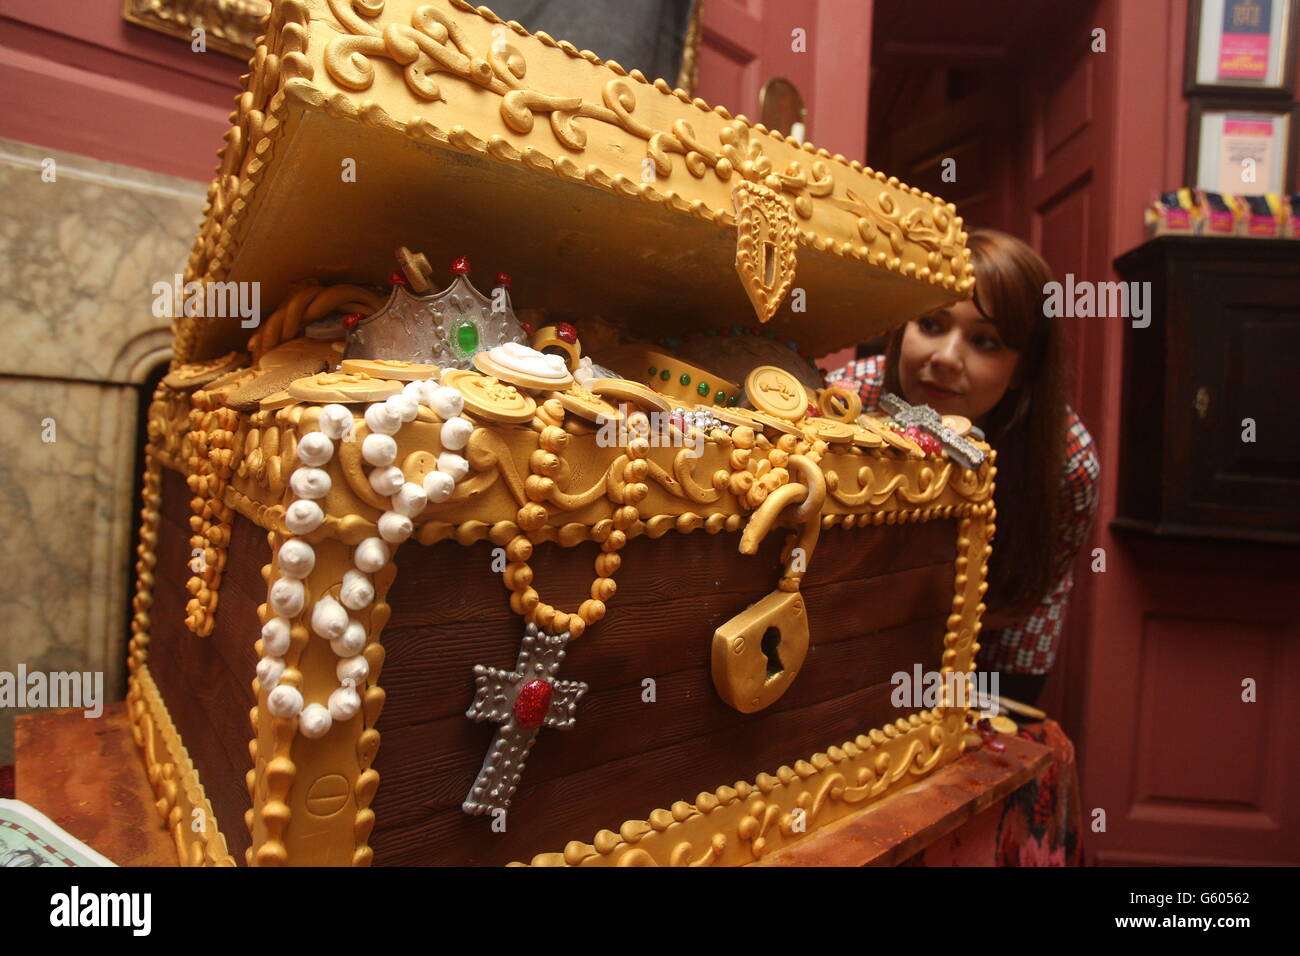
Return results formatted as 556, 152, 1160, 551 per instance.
388, 270, 408, 287
555, 322, 578, 344
341, 313, 362, 331
520, 320, 534, 337
495, 271, 512, 290
513, 679, 553, 728
451, 255, 472, 275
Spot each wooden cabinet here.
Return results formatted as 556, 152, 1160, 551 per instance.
1113, 237, 1300, 543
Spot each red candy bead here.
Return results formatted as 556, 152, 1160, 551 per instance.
555, 321, 578, 344
388, 270, 408, 287
513, 679, 553, 728
451, 255, 471, 275
341, 313, 362, 331
495, 271, 512, 290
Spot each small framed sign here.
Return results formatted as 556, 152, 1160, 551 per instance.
1185, 0, 1298, 97
1186, 100, 1300, 193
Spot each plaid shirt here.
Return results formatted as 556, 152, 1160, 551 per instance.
826, 354, 1100, 675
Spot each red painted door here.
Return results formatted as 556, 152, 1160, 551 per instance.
695, 0, 871, 160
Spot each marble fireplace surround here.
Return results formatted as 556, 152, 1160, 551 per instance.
0, 138, 205, 764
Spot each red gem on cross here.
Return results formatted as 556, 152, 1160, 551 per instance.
495, 271, 512, 290
451, 255, 472, 276
513, 679, 553, 727
555, 322, 578, 344
388, 270, 408, 287
341, 313, 362, 331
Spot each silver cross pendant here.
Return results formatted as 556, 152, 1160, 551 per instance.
462, 623, 588, 816
879, 392, 987, 470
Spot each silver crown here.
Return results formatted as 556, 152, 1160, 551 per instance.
344, 251, 527, 368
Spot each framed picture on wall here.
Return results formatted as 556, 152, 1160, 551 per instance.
1185, 0, 1298, 97
1186, 99, 1300, 193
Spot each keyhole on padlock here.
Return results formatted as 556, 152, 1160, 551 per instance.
761, 627, 784, 681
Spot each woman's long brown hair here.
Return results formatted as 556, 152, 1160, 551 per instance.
882, 229, 1067, 617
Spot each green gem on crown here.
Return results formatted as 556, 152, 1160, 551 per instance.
714, 389, 726, 404
648, 366, 657, 377
680, 373, 691, 386
453, 319, 479, 356
660, 369, 670, 381
697, 381, 709, 396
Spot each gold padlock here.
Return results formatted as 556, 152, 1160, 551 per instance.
712, 589, 810, 714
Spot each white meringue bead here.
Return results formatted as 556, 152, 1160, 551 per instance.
361, 432, 397, 467
368, 465, 405, 497
318, 404, 354, 440
392, 481, 427, 517
387, 392, 419, 423
430, 385, 464, 419
260, 617, 292, 657
277, 539, 316, 579
255, 656, 285, 690
284, 499, 324, 535
402, 380, 427, 403
364, 402, 402, 436
440, 416, 473, 450
296, 430, 334, 466
437, 451, 469, 482
310, 595, 349, 640
340, 569, 374, 610
289, 466, 331, 500
378, 511, 413, 543
337, 655, 370, 687
423, 470, 455, 503
269, 577, 305, 617
354, 537, 389, 573
328, 685, 363, 721
266, 684, 303, 719
298, 702, 333, 739
331, 620, 368, 658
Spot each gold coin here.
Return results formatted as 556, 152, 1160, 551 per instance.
588, 377, 671, 414
809, 418, 855, 443
851, 424, 884, 449
941, 414, 972, 437
748, 410, 802, 437
989, 715, 1019, 735
745, 365, 808, 421
474, 350, 574, 393
553, 387, 623, 424
287, 371, 403, 404
443, 370, 537, 424
340, 358, 440, 381
860, 416, 921, 457
163, 351, 247, 391
259, 389, 297, 410
706, 405, 763, 430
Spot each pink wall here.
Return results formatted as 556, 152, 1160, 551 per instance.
0, 0, 244, 180
1066, 0, 1300, 865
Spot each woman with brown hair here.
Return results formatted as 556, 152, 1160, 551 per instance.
827, 229, 1100, 706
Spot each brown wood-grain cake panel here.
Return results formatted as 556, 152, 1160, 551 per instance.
147, 467, 263, 861
373, 681, 909, 866
364, 611, 946, 826
376, 522, 956, 730
370, 520, 955, 864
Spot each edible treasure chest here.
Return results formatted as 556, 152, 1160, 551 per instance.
130, 0, 994, 866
